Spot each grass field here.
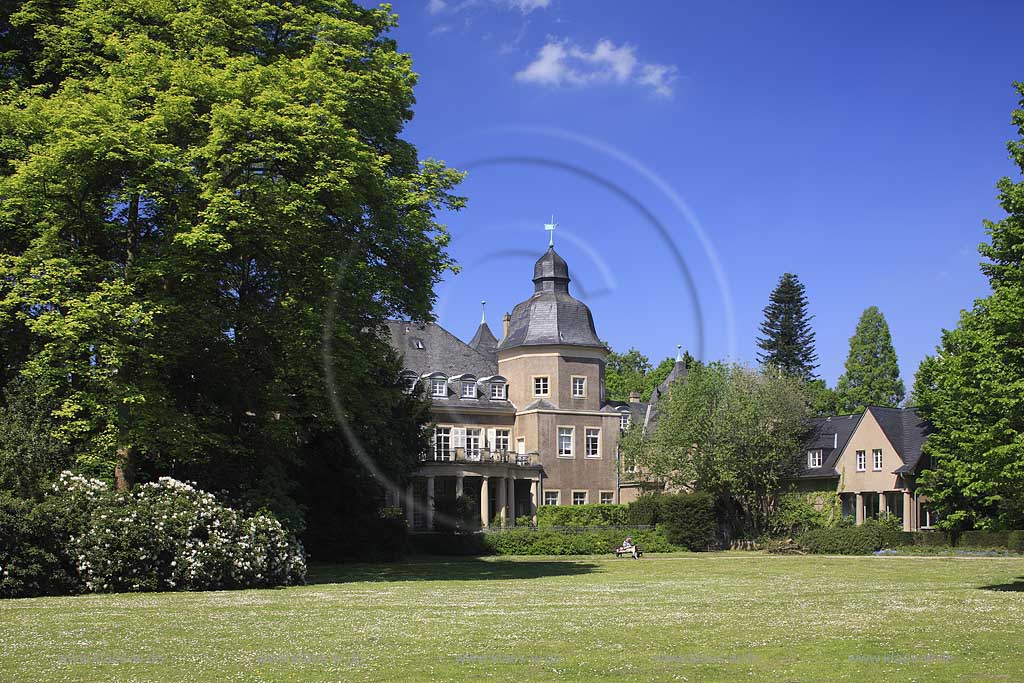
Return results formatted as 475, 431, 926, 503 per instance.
2, 553, 1023, 682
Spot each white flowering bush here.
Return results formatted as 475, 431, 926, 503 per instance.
49, 472, 305, 593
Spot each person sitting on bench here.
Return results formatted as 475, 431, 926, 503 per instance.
623, 536, 639, 559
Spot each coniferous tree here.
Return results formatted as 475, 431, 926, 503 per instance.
835, 307, 905, 412
756, 273, 818, 380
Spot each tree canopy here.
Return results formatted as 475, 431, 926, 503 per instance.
605, 346, 694, 402
756, 273, 818, 380
916, 83, 1024, 531
0, 0, 462, 538
835, 306, 905, 412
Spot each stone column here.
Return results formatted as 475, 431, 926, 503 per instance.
455, 474, 464, 499
405, 481, 415, 528
855, 492, 864, 525
498, 476, 507, 528
480, 475, 490, 528
902, 490, 913, 531
507, 478, 516, 528
530, 479, 539, 526
879, 491, 887, 518
425, 476, 435, 531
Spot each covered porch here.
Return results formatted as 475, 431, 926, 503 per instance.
840, 490, 933, 531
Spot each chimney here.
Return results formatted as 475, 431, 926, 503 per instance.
502, 312, 511, 338
629, 391, 641, 403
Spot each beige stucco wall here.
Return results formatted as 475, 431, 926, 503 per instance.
530, 410, 620, 504
835, 409, 906, 493
498, 345, 606, 412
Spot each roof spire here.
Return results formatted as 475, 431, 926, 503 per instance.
480, 300, 487, 324
544, 214, 557, 247
676, 344, 683, 362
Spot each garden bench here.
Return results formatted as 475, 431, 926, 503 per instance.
614, 544, 642, 558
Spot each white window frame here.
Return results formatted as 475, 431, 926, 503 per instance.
873, 448, 883, 471
489, 382, 506, 400
494, 429, 510, 453
533, 376, 549, 397
402, 375, 418, 393
599, 491, 614, 504
544, 490, 560, 506
557, 426, 574, 458
461, 381, 476, 399
571, 375, 586, 399
571, 490, 588, 506
465, 428, 482, 457
807, 449, 822, 468
430, 378, 447, 398
619, 413, 630, 431
585, 427, 601, 458
433, 427, 451, 460
856, 450, 866, 472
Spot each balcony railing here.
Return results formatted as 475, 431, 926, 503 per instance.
421, 447, 539, 467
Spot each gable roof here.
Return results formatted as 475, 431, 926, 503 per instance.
795, 413, 861, 478
386, 320, 497, 378
870, 406, 932, 474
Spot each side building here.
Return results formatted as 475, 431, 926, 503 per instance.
387, 245, 629, 530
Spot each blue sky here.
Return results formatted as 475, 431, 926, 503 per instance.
386, 0, 1023, 389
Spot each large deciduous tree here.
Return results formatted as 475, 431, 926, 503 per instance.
916, 83, 1024, 531
0, 1, 462, 531
628, 362, 810, 536
756, 273, 818, 380
835, 306, 905, 412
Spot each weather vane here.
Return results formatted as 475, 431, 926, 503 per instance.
544, 215, 557, 247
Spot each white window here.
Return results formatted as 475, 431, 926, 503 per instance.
433, 427, 451, 460
619, 413, 630, 431
402, 375, 418, 393
461, 381, 476, 399
807, 449, 822, 468
465, 428, 481, 457
585, 428, 600, 458
494, 429, 510, 452
572, 491, 588, 505
557, 427, 574, 457
430, 378, 447, 397
873, 449, 883, 471
600, 491, 614, 504
489, 382, 506, 400
856, 450, 866, 472
544, 490, 560, 506
534, 376, 549, 397
571, 376, 586, 398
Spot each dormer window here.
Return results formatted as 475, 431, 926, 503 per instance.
490, 382, 506, 400
430, 378, 447, 397
807, 449, 822, 468
619, 413, 630, 431
401, 373, 418, 393
461, 381, 477, 399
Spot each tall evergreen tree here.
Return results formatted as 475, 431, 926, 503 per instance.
756, 273, 818, 380
916, 83, 1024, 530
835, 307, 905, 412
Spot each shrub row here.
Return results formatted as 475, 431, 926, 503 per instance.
483, 528, 680, 556
799, 521, 1024, 555
959, 530, 1024, 552
536, 504, 628, 528
1, 472, 306, 598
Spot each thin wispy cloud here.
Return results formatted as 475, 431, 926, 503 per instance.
516, 39, 678, 97
427, 0, 551, 15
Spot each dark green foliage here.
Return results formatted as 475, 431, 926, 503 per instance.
536, 504, 628, 528
0, 493, 77, 598
408, 533, 491, 556
483, 528, 679, 556
835, 306, 906, 412
769, 491, 839, 537
756, 273, 818, 380
0, 378, 71, 499
625, 494, 663, 526
658, 491, 716, 550
798, 518, 908, 555
959, 530, 1012, 549
1009, 531, 1024, 553
805, 379, 840, 417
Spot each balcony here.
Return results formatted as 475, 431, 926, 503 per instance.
421, 447, 539, 467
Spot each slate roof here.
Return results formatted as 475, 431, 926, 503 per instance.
794, 407, 932, 478
386, 320, 497, 377
603, 399, 649, 427
641, 359, 689, 431
794, 413, 860, 478
872, 406, 932, 474
468, 321, 499, 359
495, 247, 605, 351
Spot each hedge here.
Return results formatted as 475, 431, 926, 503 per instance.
798, 519, 907, 555
536, 504, 627, 528
483, 528, 680, 555
658, 491, 716, 550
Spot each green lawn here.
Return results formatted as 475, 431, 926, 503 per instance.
2, 553, 1023, 682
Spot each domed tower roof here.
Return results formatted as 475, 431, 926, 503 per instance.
496, 246, 604, 351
